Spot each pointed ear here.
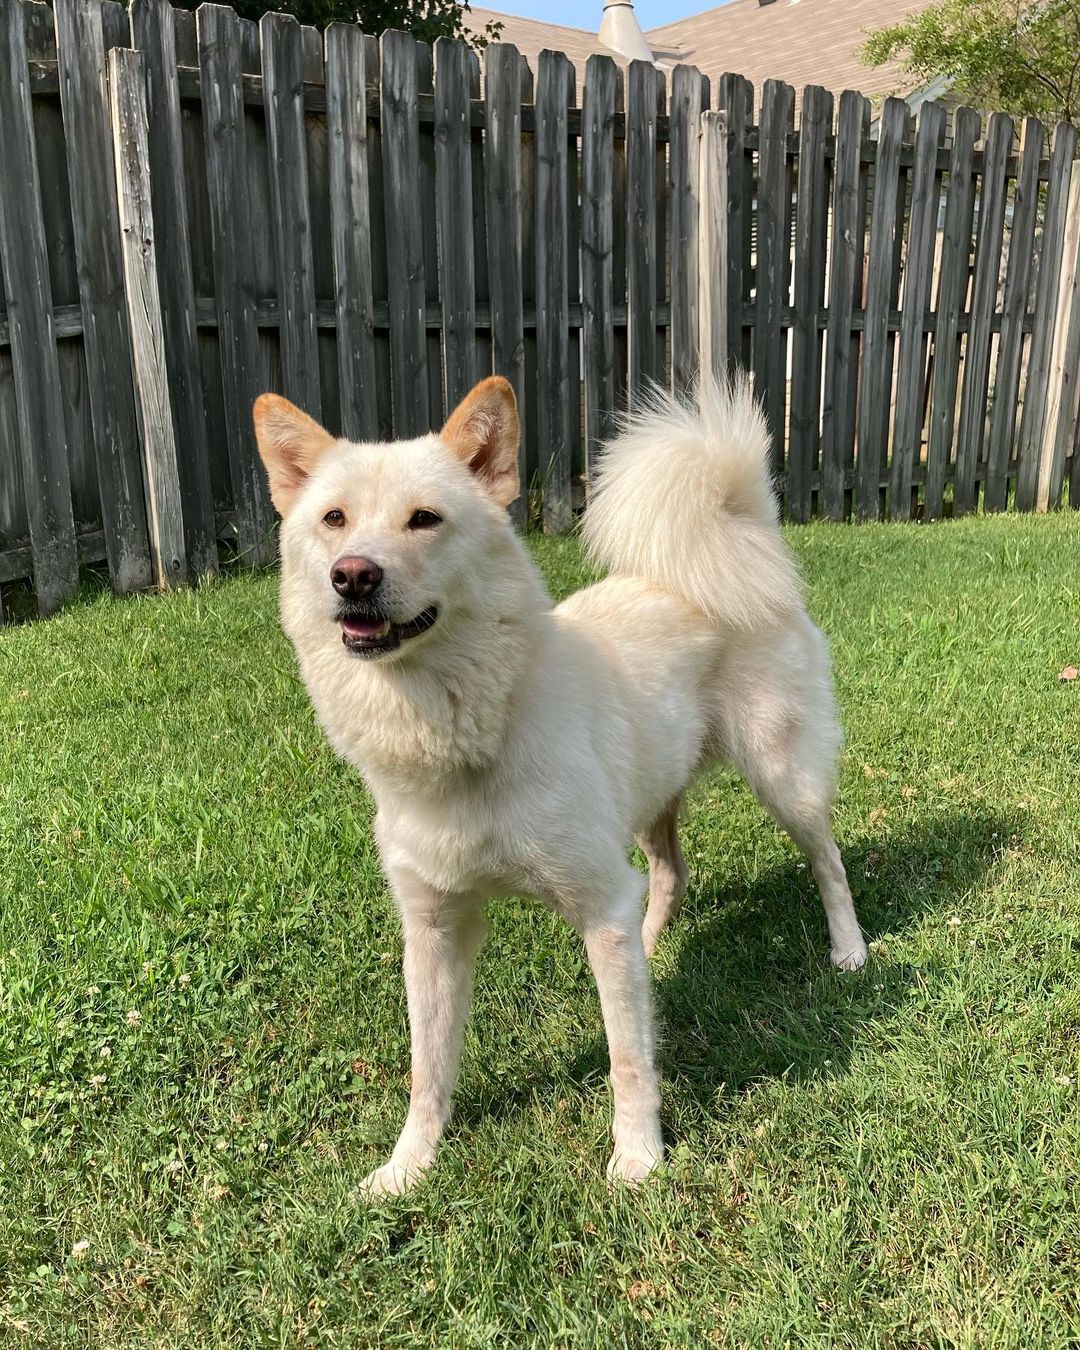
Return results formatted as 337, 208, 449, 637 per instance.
440, 377, 520, 509
252, 394, 336, 515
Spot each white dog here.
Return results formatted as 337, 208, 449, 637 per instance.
253, 375, 866, 1196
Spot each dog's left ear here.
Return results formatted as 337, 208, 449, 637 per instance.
440, 377, 520, 509
252, 394, 337, 515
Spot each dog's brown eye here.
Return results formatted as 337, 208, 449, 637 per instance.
408, 509, 442, 530
323, 509, 346, 529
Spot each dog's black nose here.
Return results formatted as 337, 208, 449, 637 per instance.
331, 555, 383, 599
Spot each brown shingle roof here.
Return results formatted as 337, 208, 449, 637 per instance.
471, 0, 939, 104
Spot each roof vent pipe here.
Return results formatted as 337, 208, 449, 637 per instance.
599, 0, 655, 64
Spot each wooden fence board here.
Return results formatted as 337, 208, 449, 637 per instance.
821, 90, 869, 521
954, 111, 1012, 515
668, 64, 707, 394
381, 29, 428, 438
890, 99, 945, 520
787, 85, 832, 523
54, 0, 152, 592
131, 0, 218, 575
1016, 122, 1078, 511
109, 47, 187, 588
581, 53, 618, 490
261, 11, 321, 422
713, 74, 751, 375
483, 42, 527, 522
1039, 168, 1080, 509
627, 59, 659, 397
535, 49, 573, 532
197, 1, 275, 564
985, 117, 1043, 512
325, 22, 378, 443
755, 78, 795, 467
434, 36, 479, 412
0, 0, 78, 613
925, 106, 980, 520
856, 97, 907, 521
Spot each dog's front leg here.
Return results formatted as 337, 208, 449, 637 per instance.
576, 871, 664, 1184
360, 878, 486, 1199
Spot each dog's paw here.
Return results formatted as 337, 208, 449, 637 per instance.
358, 1160, 418, 1199
831, 941, 868, 971
606, 1147, 662, 1186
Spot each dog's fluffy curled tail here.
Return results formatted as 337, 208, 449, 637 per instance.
580, 375, 802, 631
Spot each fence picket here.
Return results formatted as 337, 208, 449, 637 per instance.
483, 43, 527, 523
535, 49, 574, 532
54, 0, 152, 593
954, 112, 1013, 515
755, 79, 795, 468
325, 23, 378, 443
380, 30, 428, 438
0, 0, 78, 614
627, 60, 659, 398
669, 65, 708, 394
925, 107, 980, 520
985, 117, 1043, 512
262, 12, 321, 422
821, 90, 869, 521
109, 47, 188, 589
581, 54, 618, 488
1016, 122, 1078, 511
787, 86, 832, 523
1038, 169, 1080, 510
130, 0, 218, 575
434, 37, 479, 412
890, 100, 945, 520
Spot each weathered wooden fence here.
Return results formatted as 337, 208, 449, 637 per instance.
2, 0, 1080, 615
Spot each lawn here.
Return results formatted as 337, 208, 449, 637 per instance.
1, 514, 1079, 1347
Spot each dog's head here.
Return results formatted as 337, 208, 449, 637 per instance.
253, 378, 521, 662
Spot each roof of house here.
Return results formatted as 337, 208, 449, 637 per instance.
470, 0, 938, 104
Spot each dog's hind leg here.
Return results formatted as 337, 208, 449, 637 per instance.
636, 798, 689, 957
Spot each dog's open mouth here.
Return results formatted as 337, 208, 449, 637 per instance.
338, 605, 438, 657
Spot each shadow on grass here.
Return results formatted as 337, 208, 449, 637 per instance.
453, 809, 1012, 1132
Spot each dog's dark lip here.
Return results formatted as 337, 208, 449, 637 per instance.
338, 605, 439, 657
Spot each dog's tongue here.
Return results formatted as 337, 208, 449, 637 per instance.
342, 616, 391, 640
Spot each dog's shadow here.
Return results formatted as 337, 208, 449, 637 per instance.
457, 808, 1010, 1130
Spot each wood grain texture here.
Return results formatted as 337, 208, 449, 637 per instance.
821, 90, 869, 521
925, 106, 980, 520
890, 100, 945, 520
754, 78, 795, 469
380, 29, 428, 438
197, 1, 276, 564
668, 64, 708, 394
954, 111, 1012, 515
534, 49, 573, 532
261, 11, 322, 421
434, 36, 479, 412
985, 117, 1043, 512
855, 97, 907, 522
0, 0, 78, 613
1037, 167, 1080, 510
53, 0, 152, 592
1015, 122, 1078, 511
109, 46, 188, 589
325, 23, 379, 442
483, 42, 527, 523
130, 0, 218, 575
697, 109, 725, 382
581, 54, 618, 490
788, 84, 833, 523
626, 59, 659, 399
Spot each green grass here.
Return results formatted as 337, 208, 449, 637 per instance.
2, 515, 1079, 1347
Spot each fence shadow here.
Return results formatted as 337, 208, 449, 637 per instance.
452, 808, 1010, 1133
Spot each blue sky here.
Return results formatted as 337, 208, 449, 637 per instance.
481, 1, 712, 27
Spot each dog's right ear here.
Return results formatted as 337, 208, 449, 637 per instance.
252, 394, 336, 515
